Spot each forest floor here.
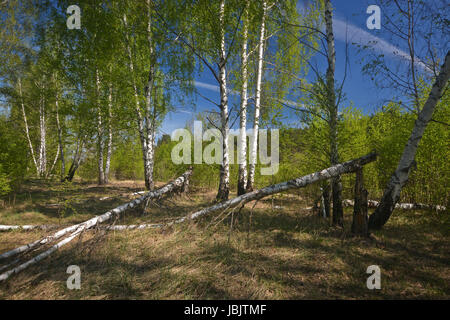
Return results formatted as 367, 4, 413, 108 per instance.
0, 179, 449, 299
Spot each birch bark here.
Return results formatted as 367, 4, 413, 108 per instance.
143, 0, 156, 191
368, 51, 450, 230
96, 69, 105, 185
237, 0, 249, 196
216, 0, 230, 201
247, 0, 267, 192
0, 169, 192, 266
38, 91, 46, 177
173, 153, 377, 226
104, 80, 113, 184
55, 81, 65, 181
18, 78, 38, 174
122, 13, 150, 189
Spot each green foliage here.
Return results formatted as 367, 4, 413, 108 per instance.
0, 0, 447, 211
0, 164, 11, 196
0, 114, 28, 194
111, 139, 145, 181
367, 103, 414, 190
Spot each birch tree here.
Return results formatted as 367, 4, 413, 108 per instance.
247, 0, 269, 193
95, 69, 106, 185
237, 0, 250, 196
18, 77, 39, 174
238, 0, 316, 193
216, 0, 232, 201
368, 51, 450, 230
104, 79, 113, 184
360, 0, 450, 229
118, 0, 193, 190
54, 74, 65, 181
324, 0, 344, 226
154, 0, 244, 201
285, 0, 345, 224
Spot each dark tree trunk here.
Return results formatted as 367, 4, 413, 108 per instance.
324, 0, 343, 227
322, 183, 331, 218
331, 176, 344, 226
351, 166, 369, 236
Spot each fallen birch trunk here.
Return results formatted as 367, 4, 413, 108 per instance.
104, 224, 164, 230
48, 154, 378, 231
0, 154, 376, 281
0, 229, 82, 281
0, 223, 171, 232
92, 154, 378, 230
0, 225, 57, 232
342, 199, 446, 211
166, 153, 377, 226
0, 169, 192, 263
99, 191, 146, 201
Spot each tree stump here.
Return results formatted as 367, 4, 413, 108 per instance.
351, 166, 369, 236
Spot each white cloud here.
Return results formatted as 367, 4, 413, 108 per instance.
194, 80, 220, 93
332, 17, 431, 72
194, 80, 240, 96
175, 109, 193, 115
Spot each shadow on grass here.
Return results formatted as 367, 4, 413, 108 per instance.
1, 185, 448, 299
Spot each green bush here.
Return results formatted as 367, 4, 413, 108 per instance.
0, 164, 11, 196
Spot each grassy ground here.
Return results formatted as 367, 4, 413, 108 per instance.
0, 179, 449, 299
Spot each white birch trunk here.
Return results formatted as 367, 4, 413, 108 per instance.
0, 232, 82, 282
55, 84, 65, 181
247, 0, 267, 192
96, 69, 105, 185
238, 0, 249, 196
343, 199, 446, 211
46, 147, 60, 179
0, 169, 192, 269
144, 127, 155, 190
144, 1, 156, 191
0, 170, 192, 281
0, 225, 57, 232
44, 154, 377, 232
171, 153, 377, 226
105, 81, 113, 184
38, 92, 47, 177
122, 14, 149, 188
216, 0, 230, 201
368, 51, 450, 230
18, 78, 39, 174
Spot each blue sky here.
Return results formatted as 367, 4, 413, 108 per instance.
160, 0, 427, 139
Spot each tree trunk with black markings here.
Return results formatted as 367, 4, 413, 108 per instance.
173, 153, 377, 225
237, 0, 249, 196
216, 0, 230, 201
0, 169, 193, 281
247, 0, 268, 193
368, 51, 450, 230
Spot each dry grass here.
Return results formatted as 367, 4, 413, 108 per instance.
0, 180, 448, 299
